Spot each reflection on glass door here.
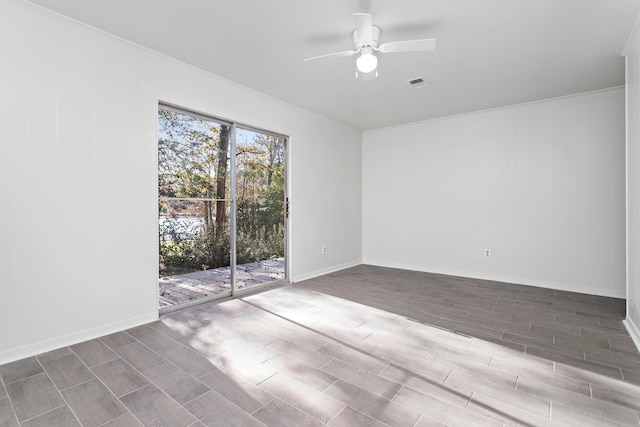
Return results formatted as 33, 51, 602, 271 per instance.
234, 127, 286, 293
158, 108, 232, 310
158, 106, 287, 312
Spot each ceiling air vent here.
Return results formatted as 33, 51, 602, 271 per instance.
407, 77, 430, 88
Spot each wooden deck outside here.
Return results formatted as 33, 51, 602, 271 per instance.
158, 258, 285, 309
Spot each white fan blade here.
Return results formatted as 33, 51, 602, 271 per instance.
352, 13, 373, 42
378, 38, 436, 53
303, 50, 357, 61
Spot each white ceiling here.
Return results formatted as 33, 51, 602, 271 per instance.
26, 0, 640, 130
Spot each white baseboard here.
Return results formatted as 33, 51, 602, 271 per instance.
292, 260, 362, 283
624, 318, 640, 353
0, 312, 157, 365
362, 260, 626, 299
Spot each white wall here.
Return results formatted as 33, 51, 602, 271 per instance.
624, 17, 640, 348
363, 88, 626, 298
0, 0, 362, 364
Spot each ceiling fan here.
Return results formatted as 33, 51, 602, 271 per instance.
304, 13, 436, 79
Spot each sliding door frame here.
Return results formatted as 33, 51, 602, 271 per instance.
158, 103, 289, 314
233, 123, 289, 298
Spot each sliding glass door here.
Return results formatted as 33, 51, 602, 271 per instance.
235, 127, 286, 293
158, 106, 287, 312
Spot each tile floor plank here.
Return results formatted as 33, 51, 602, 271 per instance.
262, 353, 337, 392
198, 369, 274, 414
61, 379, 127, 427
266, 339, 333, 369
120, 384, 196, 427
551, 402, 635, 427
0, 357, 43, 385
253, 398, 324, 427
184, 390, 266, 427
140, 363, 209, 404
100, 412, 145, 427
91, 358, 150, 398
36, 347, 74, 364
319, 358, 401, 399
158, 345, 217, 378
99, 332, 136, 350
590, 382, 640, 411
378, 364, 470, 408
40, 353, 95, 390
112, 342, 165, 372
19, 406, 81, 427
5, 373, 64, 421
326, 406, 389, 427
0, 397, 19, 427
258, 373, 345, 423
208, 350, 278, 385
70, 339, 118, 367
317, 342, 389, 374
467, 389, 559, 427
324, 379, 421, 427
394, 385, 502, 427
126, 325, 180, 354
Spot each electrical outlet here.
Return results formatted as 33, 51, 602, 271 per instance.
321, 245, 326, 255
484, 249, 491, 257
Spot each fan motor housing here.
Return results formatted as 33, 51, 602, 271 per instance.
353, 25, 381, 49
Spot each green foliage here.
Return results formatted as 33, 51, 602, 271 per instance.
159, 225, 283, 276
158, 110, 221, 199
158, 109, 285, 277
236, 224, 285, 265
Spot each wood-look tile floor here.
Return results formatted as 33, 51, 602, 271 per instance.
2, 264, 640, 426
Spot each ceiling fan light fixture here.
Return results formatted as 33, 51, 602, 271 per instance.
356, 50, 377, 73
303, 13, 436, 81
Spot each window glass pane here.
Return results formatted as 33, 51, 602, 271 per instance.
235, 128, 286, 288
158, 109, 229, 199
158, 108, 231, 309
